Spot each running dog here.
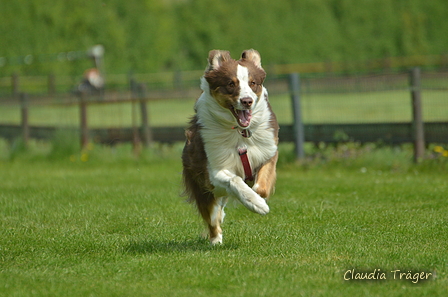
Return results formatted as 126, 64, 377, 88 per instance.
182, 49, 279, 244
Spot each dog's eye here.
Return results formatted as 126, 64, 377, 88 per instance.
250, 81, 256, 86
228, 81, 235, 87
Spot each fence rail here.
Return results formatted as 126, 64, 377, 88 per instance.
1, 122, 447, 145
1, 68, 447, 162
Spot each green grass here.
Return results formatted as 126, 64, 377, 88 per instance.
0, 142, 447, 296
271, 90, 448, 124
1, 90, 447, 127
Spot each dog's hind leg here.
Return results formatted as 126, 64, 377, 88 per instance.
208, 196, 228, 245
253, 152, 278, 199
194, 192, 227, 245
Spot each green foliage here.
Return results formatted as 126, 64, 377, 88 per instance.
1, 0, 448, 76
7, 138, 28, 161
48, 129, 81, 160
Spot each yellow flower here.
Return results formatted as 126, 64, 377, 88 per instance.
443, 150, 448, 158
80, 153, 89, 162
434, 146, 444, 153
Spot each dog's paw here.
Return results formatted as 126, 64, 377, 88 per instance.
251, 196, 270, 215
243, 194, 269, 215
210, 233, 223, 245
229, 176, 270, 215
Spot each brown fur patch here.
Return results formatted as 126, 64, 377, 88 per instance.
204, 59, 240, 109
182, 116, 215, 222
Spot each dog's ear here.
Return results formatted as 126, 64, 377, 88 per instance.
241, 49, 262, 68
207, 50, 231, 71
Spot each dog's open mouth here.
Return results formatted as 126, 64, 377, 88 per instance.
230, 106, 252, 128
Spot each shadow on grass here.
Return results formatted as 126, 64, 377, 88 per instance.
124, 238, 239, 254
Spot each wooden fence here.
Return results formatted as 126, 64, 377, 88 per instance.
1, 68, 447, 162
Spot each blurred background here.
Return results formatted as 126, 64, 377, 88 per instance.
1, 0, 447, 156
2, 0, 448, 75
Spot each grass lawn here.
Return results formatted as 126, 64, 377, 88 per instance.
0, 142, 447, 296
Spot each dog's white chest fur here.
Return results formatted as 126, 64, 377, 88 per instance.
196, 83, 277, 186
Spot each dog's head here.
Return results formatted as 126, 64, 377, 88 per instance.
204, 49, 266, 129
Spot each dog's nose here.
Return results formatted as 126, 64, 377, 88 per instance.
241, 97, 253, 108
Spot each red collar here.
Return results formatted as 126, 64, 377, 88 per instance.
238, 147, 253, 182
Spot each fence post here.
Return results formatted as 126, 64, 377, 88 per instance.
20, 93, 29, 146
138, 83, 152, 148
48, 73, 56, 97
173, 70, 182, 89
130, 78, 142, 155
12, 73, 19, 97
79, 92, 89, 150
410, 67, 425, 163
288, 73, 305, 160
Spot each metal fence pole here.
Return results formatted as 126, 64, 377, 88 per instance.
410, 67, 425, 163
288, 73, 305, 159
130, 78, 142, 155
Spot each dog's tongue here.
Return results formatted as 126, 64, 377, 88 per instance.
237, 109, 252, 127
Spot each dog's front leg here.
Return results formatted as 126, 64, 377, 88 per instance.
211, 169, 269, 215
